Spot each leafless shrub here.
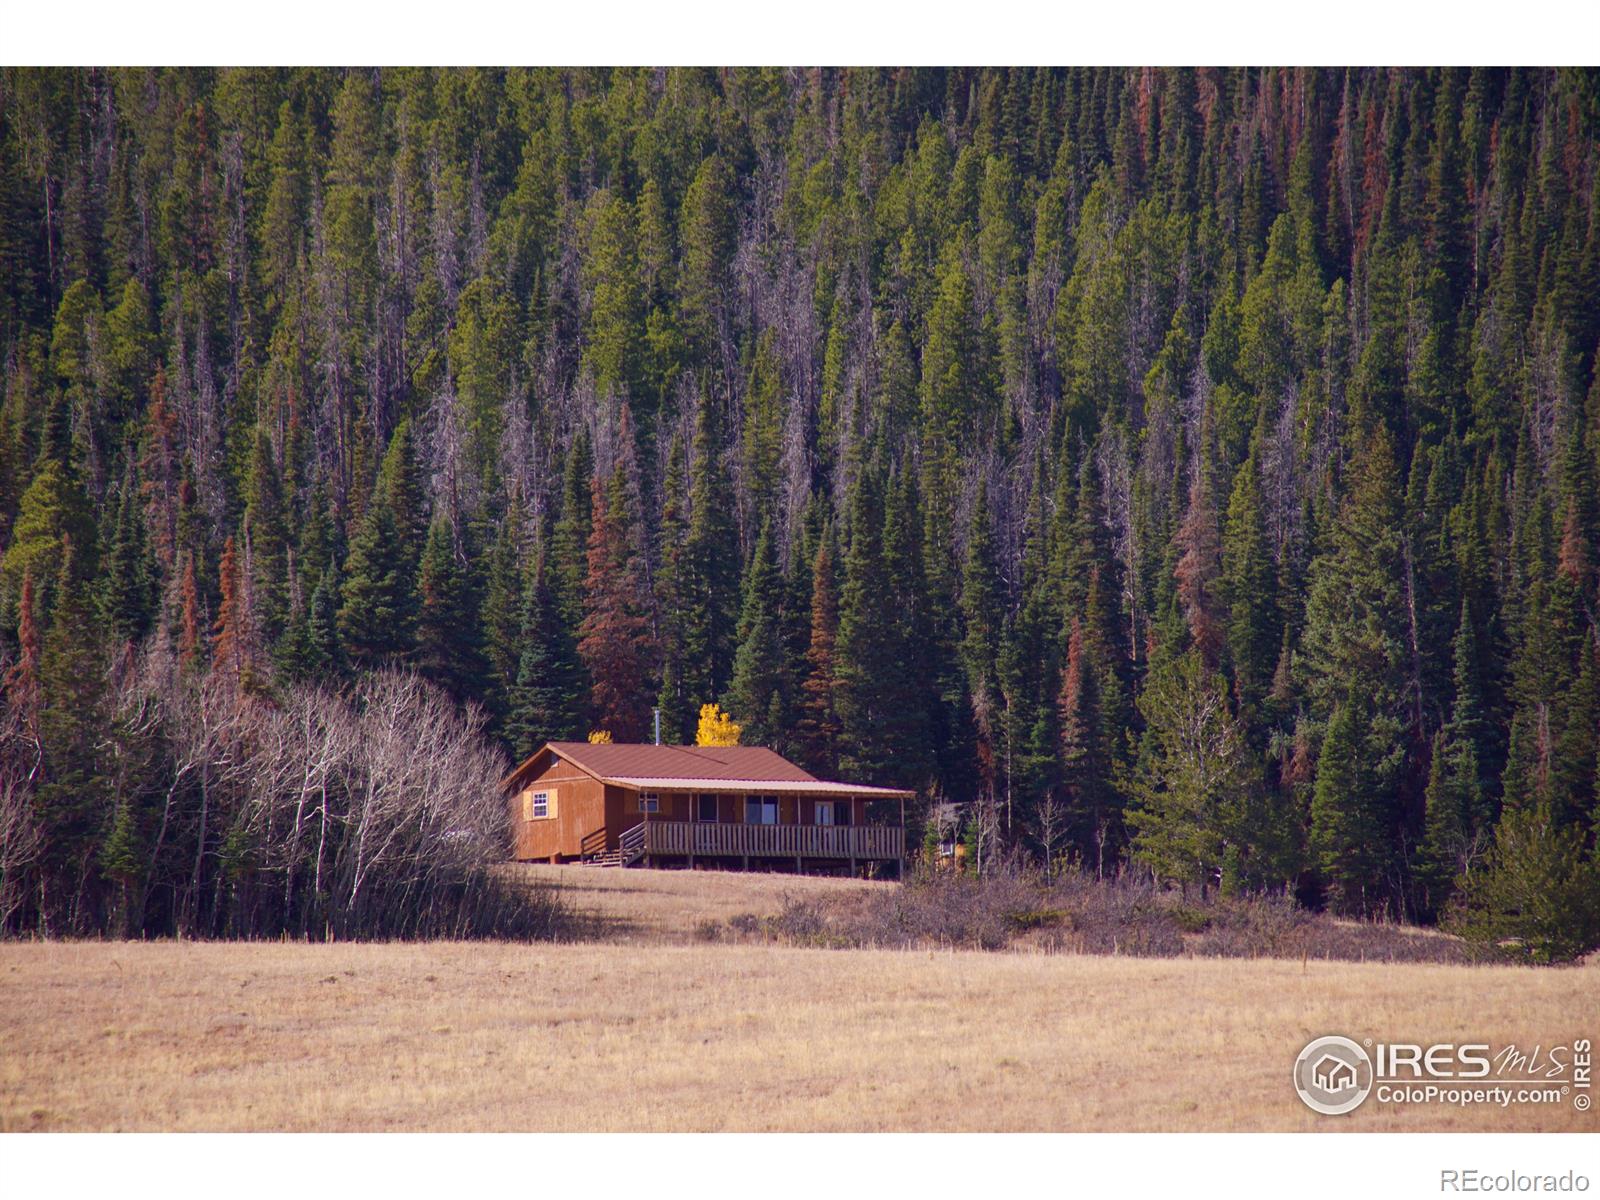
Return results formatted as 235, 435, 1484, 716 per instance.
229, 670, 567, 940
732, 868, 1472, 964
8, 653, 569, 942
0, 712, 43, 932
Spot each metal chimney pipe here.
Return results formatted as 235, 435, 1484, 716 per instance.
653, 707, 661, 745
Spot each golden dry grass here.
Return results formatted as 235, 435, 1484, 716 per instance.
2, 932, 1594, 1132
512, 861, 889, 942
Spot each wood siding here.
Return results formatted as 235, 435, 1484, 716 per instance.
509, 751, 606, 861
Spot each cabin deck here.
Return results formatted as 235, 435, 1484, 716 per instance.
589, 819, 903, 870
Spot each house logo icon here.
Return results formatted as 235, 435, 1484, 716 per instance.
1312, 1054, 1358, 1093
1294, 1036, 1374, 1116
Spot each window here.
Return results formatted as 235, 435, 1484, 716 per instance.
639, 792, 660, 813
745, 796, 778, 825
697, 794, 719, 823
816, 800, 851, 826
522, 790, 552, 821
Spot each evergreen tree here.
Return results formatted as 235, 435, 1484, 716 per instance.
1173, 452, 1224, 668
796, 524, 843, 775
878, 470, 936, 788
34, 538, 110, 930
338, 491, 415, 668
99, 461, 156, 644
1, 458, 96, 622
1219, 445, 1277, 709
244, 423, 289, 643
834, 469, 899, 781
922, 255, 998, 577
480, 501, 528, 722
306, 567, 345, 677
176, 553, 204, 673
505, 549, 584, 758
742, 332, 783, 528
1124, 649, 1259, 896
959, 478, 1004, 749
1448, 798, 1600, 964
725, 521, 788, 748
1310, 699, 1394, 915
675, 397, 739, 736
678, 155, 736, 366
655, 432, 691, 743
583, 190, 646, 403
551, 427, 595, 632
1058, 617, 1112, 868
1417, 730, 1469, 919
337, 424, 424, 668
416, 514, 486, 702
1298, 425, 1412, 908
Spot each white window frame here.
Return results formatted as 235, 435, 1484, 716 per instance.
815, 801, 835, 826
639, 792, 660, 813
523, 789, 553, 821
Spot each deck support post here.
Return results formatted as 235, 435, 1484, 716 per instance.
742, 854, 749, 871
899, 795, 906, 880
795, 855, 802, 874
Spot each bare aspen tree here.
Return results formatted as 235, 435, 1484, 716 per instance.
1036, 789, 1066, 883
0, 715, 43, 931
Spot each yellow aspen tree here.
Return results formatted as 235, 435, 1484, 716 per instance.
696, 703, 741, 747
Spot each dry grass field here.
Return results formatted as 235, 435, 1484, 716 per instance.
513, 861, 890, 942
1, 866, 1594, 1133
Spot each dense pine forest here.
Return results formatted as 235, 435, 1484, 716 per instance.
1, 67, 1599, 953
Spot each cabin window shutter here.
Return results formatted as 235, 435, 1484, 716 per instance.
523, 789, 553, 820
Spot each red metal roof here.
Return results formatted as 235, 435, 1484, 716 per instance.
594, 775, 915, 798
502, 741, 914, 798
550, 741, 818, 783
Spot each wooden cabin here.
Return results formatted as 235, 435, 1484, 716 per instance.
502, 741, 912, 874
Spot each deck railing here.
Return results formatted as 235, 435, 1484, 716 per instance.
632, 819, 902, 862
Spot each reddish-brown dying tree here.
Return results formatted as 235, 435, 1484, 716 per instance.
577, 473, 656, 741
